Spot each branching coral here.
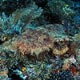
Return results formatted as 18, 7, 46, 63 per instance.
0, 2, 43, 42
12, 2, 43, 24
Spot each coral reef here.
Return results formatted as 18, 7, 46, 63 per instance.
0, 0, 80, 80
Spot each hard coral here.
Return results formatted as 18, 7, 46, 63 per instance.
0, 2, 43, 43
12, 2, 43, 24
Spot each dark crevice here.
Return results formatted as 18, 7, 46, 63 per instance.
46, 13, 61, 24
8, 68, 24, 80
34, 0, 48, 8
0, 40, 4, 45
0, 0, 32, 16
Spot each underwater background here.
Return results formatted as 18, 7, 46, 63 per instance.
0, 0, 80, 80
